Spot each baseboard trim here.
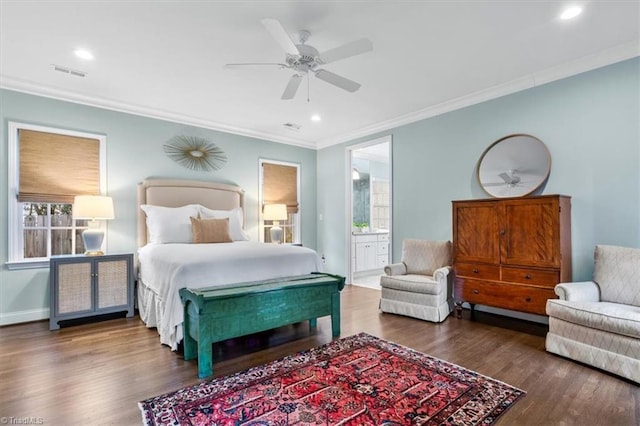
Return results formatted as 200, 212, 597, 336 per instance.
0, 308, 49, 326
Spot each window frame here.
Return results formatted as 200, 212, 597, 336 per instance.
258, 158, 301, 244
7, 122, 107, 269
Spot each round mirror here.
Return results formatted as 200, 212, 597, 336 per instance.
478, 134, 551, 198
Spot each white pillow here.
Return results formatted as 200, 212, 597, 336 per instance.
140, 204, 200, 244
198, 206, 249, 241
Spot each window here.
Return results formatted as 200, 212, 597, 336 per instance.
259, 159, 300, 244
7, 122, 106, 268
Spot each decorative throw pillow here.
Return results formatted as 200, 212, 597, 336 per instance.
190, 217, 233, 244
198, 206, 249, 241
140, 204, 200, 244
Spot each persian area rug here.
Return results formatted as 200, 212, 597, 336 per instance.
139, 333, 525, 425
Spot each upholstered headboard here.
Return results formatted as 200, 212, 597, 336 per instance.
137, 178, 245, 247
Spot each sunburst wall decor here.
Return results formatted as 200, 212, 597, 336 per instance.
163, 135, 227, 172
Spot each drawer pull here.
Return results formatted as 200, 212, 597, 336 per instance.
473, 268, 479, 274
525, 297, 532, 302
473, 289, 479, 294
525, 274, 532, 279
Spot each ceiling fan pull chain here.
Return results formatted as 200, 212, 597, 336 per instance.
307, 73, 310, 103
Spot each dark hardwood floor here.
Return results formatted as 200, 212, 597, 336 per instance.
1, 285, 637, 425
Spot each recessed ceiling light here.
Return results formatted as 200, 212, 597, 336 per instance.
311, 114, 321, 122
74, 49, 94, 60
560, 6, 582, 20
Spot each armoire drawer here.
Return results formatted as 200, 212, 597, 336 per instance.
454, 262, 500, 280
455, 278, 556, 315
501, 267, 560, 288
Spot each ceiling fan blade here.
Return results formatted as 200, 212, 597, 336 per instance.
318, 38, 373, 64
281, 74, 303, 100
314, 69, 361, 92
224, 63, 287, 69
261, 18, 299, 56
498, 172, 511, 183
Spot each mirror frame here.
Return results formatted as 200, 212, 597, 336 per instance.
477, 133, 551, 198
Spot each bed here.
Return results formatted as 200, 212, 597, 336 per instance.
136, 178, 323, 349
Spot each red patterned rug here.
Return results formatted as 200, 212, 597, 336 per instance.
139, 333, 524, 425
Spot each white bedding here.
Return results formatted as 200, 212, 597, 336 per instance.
138, 241, 322, 349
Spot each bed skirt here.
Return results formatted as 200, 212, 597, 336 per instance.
137, 279, 183, 349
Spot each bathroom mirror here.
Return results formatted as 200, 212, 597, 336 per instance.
478, 134, 551, 198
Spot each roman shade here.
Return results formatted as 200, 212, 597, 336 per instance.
18, 129, 101, 203
262, 162, 299, 214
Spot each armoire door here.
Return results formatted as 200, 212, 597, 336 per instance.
453, 201, 500, 265
500, 197, 561, 268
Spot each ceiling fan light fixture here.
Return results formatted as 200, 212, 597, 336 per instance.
311, 114, 321, 122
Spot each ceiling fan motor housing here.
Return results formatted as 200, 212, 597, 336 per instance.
287, 44, 320, 72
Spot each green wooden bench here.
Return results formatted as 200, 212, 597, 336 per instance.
179, 272, 345, 378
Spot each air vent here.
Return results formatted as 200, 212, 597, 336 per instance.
283, 122, 301, 132
51, 64, 87, 78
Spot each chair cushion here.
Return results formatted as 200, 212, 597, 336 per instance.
402, 239, 451, 275
380, 274, 441, 295
594, 245, 640, 306
546, 299, 640, 339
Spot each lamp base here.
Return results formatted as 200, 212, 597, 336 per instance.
270, 224, 283, 244
82, 228, 105, 256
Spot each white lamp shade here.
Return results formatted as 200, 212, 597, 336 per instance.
73, 195, 115, 220
263, 203, 288, 221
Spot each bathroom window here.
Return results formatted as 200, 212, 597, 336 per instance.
371, 178, 390, 231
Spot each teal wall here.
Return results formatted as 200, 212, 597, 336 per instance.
2, 57, 638, 325
0, 89, 317, 324
317, 58, 640, 286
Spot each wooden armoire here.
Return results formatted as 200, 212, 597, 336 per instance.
452, 195, 571, 316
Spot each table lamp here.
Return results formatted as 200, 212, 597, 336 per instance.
73, 195, 115, 255
263, 203, 287, 244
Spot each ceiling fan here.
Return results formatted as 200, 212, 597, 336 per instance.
484, 170, 524, 187
224, 18, 373, 100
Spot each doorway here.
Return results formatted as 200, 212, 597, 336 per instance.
347, 136, 392, 288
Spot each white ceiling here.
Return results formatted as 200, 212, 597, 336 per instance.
1, 1, 638, 149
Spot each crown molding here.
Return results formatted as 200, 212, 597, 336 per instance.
2, 40, 637, 152
316, 41, 640, 149
0, 76, 317, 150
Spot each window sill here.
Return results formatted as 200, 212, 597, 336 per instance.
6, 260, 49, 270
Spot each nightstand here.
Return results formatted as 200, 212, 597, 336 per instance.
49, 253, 134, 330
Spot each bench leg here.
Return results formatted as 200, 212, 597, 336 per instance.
183, 329, 197, 361
197, 338, 213, 379
309, 318, 317, 329
331, 291, 341, 337
183, 304, 197, 361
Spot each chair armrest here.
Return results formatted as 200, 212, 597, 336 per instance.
433, 266, 452, 282
554, 281, 600, 302
384, 263, 407, 276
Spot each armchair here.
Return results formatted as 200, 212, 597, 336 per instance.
379, 239, 453, 322
545, 245, 640, 383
